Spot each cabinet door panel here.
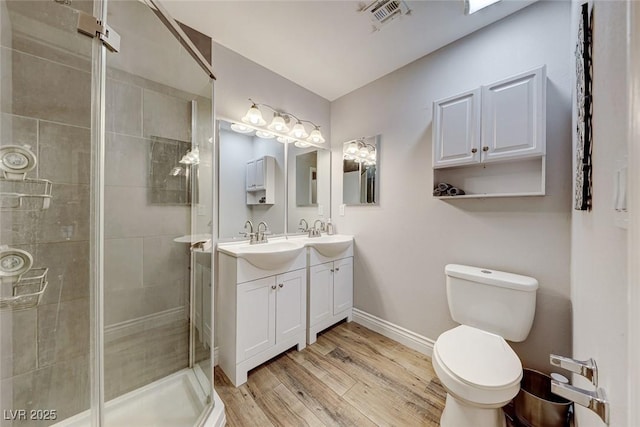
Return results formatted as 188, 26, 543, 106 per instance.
309, 263, 333, 326
254, 158, 265, 189
237, 277, 275, 361
246, 160, 256, 190
333, 257, 353, 315
276, 269, 306, 342
432, 89, 481, 168
481, 66, 546, 162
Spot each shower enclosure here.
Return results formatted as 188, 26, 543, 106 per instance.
0, 0, 220, 426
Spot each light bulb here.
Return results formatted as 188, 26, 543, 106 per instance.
358, 147, 369, 158
307, 127, 325, 144
294, 141, 310, 148
290, 122, 308, 139
277, 136, 295, 144
242, 105, 266, 126
346, 142, 358, 154
268, 115, 289, 133
230, 123, 253, 134
256, 130, 275, 139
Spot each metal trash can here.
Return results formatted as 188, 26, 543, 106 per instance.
514, 369, 573, 427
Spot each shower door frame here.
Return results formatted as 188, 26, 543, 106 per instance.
87, 1, 217, 425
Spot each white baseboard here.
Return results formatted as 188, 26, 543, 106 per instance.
352, 308, 435, 357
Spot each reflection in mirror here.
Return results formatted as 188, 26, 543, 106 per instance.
296, 151, 317, 206
288, 145, 331, 233
342, 135, 380, 205
218, 120, 285, 239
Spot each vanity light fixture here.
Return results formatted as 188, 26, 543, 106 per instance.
308, 126, 326, 144
267, 114, 289, 133
465, 0, 501, 15
241, 103, 266, 126
276, 136, 296, 144
230, 123, 253, 134
290, 121, 309, 139
255, 130, 275, 139
179, 147, 200, 165
343, 138, 377, 166
233, 99, 326, 147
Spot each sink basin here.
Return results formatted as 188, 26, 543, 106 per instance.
305, 235, 353, 258
220, 240, 304, 270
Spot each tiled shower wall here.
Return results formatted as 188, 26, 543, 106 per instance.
0, 1, 211, 424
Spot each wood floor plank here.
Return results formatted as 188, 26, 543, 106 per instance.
214, 367, 275, 427
256, 383, 326, 427
217, 322, 445, 427
245, 363, 282, 400
287, 348, 357, 396
343, 381, 440, 427
268, 352, 377, 427
341, 322, 439, 382
321, 328, 444, 412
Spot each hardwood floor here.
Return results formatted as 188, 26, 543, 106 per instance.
214, 321, 446, 426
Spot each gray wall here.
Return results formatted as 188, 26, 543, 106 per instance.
330, 1, 573, 372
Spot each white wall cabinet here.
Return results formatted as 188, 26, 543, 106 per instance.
432, 66, 546, 198
217, 250, 307, 387
481, 67, 546, 162
246, 155, 275, 205
432, 88, 481, 168
307, 248, 354, 344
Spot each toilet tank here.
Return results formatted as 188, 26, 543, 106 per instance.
445, 264, 538, 342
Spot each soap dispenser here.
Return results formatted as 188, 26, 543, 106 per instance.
326, 218, 334, 235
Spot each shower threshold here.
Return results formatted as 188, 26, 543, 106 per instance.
53, 366, 224, 427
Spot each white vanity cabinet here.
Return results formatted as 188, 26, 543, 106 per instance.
307, 245, 354, 344
432, 66, 547, 198
217, 249, 307, 386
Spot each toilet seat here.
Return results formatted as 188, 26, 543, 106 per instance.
433, 325, 522, 406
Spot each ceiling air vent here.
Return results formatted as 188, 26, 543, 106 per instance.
362, 0, 411, 31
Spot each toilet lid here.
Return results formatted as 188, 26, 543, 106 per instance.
435, 325, 522, 389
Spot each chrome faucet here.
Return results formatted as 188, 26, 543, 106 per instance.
240, 220, 256, 243
308, 219, 324, 238
255, 221, 270, 244
298, 219, 309, 232
549, 354, 609, 425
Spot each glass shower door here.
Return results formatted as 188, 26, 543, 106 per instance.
0, 1, 94, 425
101, 1, 214, 426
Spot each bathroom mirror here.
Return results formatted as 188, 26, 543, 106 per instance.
217, 120, 285, 239
288, 144, 331, 233
296, 151, 317, 206
342, 135, 380, 205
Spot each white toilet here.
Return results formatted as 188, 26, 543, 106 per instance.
433, 264, 538, 427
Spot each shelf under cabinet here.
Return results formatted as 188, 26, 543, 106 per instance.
433, 156, 546, 199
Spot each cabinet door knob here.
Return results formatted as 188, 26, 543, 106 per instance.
278, 283, 284, 288
271, 285, 276, 290
330, 269, 334, 273
471, 148, 477, 154
335, 267, 340, 272
482, 146, 489, 152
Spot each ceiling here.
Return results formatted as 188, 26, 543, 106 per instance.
163, 0, 537, 101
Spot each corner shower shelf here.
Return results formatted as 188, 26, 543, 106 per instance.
0, 178, 53, 210
0, 267, 49, 311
